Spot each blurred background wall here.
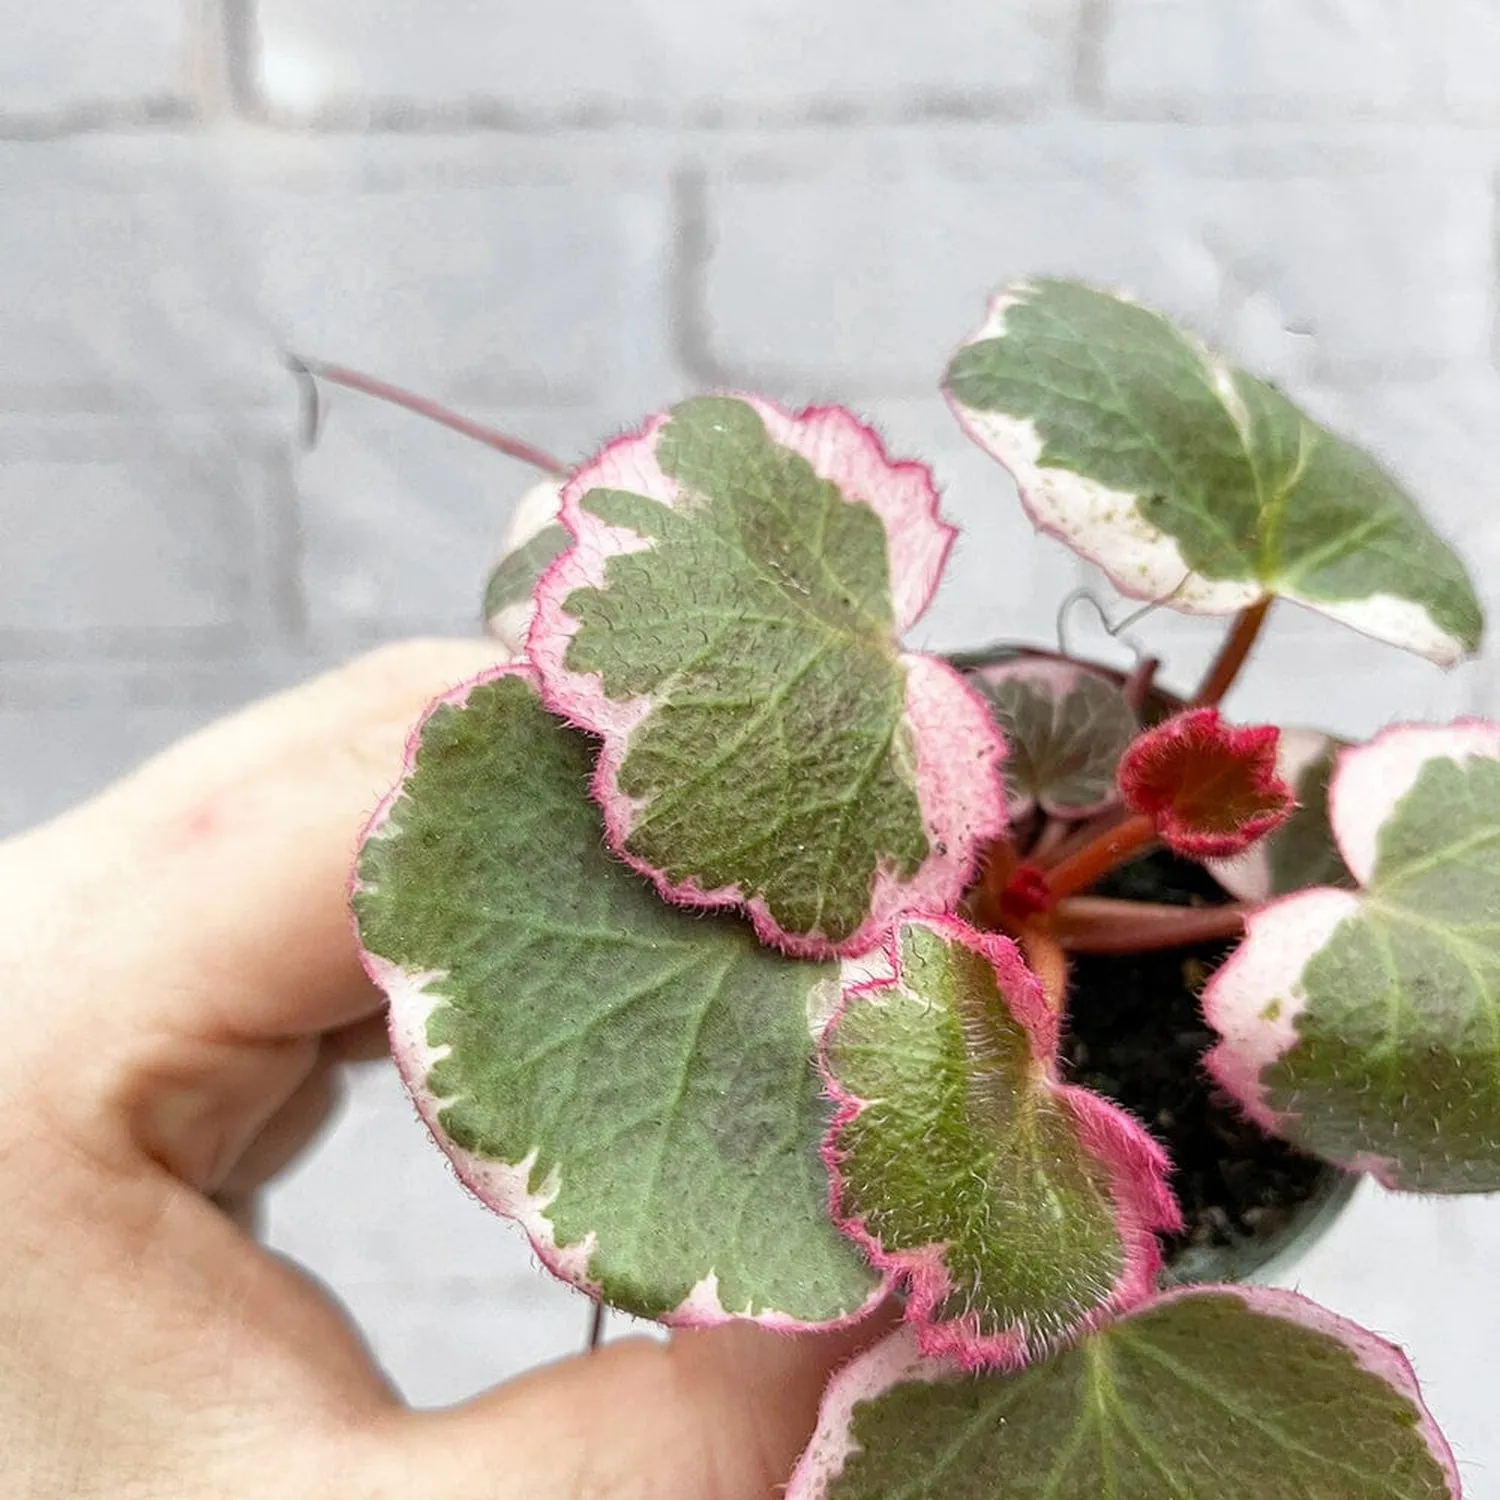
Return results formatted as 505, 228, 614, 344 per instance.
2, 0, 1498, 1484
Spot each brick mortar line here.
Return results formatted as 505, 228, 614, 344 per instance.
668, 167, 731, 388
8, 97, 1500, 140
1074, 0, 1108, 109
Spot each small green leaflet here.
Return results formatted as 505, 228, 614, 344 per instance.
787, 1288, 1457, 1499
945, 280, 1481, 665
483, 479, 567, 651
1209, 729, 1354, 901
529, 394, 1006, 958
355, 666, 880, 1326
966, 656, 1137, 820
821, 917, 1178, 1369
1206, 721, 1500, 1191
483, 522, 568, 622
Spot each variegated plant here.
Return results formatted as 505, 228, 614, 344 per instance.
309, 280, 1488, 1497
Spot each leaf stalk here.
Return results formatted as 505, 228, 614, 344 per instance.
286, 355, 567, 476
1040, 812, 1158, 902
1192, 597, 1273, 707
1052, 896, 1248, 954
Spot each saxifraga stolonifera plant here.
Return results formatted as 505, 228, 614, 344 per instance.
315, 280, 1495, 1497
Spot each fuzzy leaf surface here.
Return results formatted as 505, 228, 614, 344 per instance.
1209, 729, 1353, 901
968, 657, 1137, 819
787, 1288, 1457, 1500
1119, 707, 1292, 859
530, 395, 1005, 957
1206, 721, 1500, 1191
945, 280, 1481, 664
355, 667, 880, 1326
821, 917, 1178, 1369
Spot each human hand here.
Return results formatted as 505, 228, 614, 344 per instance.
0, 641, 883, 1499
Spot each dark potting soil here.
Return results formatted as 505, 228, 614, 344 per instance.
1061, 851, 1328, 1266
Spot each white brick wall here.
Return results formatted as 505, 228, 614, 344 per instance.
1102, 0, 1500, 120
3, 0, 1499, 1485
0, 0, 191, 122
252, 0, 1074, 123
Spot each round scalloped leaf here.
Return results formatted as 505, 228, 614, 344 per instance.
1209, 729, 1354, 902
967, 657, 1137, 820
821, 916, 1179, 1369
529, 394, 1006, 958
787, 1287, 1457, 1500
483, 479, 568, 650
945, 280, 1481, 665
1206, 720, 1500, 1191
354, 666, 881, 1327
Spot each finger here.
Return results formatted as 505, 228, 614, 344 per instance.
0, 639, 505, 1180
371, 1313, 898, 1500
214, 1063, 343, 1203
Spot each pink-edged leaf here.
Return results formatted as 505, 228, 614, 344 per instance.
820, 915, 1179, 1370
528, 394, 1006, 958
1206, 720, 1500, 1192
967, 655, 1137, 820
1119, 706, 1293, 859
788, 1285, 1457, 1499
483, 478, 567, 650
1208, 727, 1354, 901
354, 665, 881, 1328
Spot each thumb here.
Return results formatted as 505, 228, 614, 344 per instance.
368, 1318, 891, 1500
0, 638, 506, 1185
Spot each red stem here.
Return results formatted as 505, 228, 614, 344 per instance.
966, 836, 1019, 932
1042, 812, 1157, 902
1033, 805, 1125, 874
1019, 925, 1070, 1012
289, 355, 567, 476
1122, 654, 1160, 716
1192, 597, 1273, 708
1052, 896, 1249, 954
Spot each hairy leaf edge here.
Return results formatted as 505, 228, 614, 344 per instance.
819, 913, 1180, 1370
1207, 727, 1342, 902
1203, 719, 1500, 1182
784, 1285, 1459, 1500
528, 396, 1008, 958
353, 661, 888, 1333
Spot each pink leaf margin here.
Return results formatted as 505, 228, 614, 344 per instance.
785, 1285, 1459, 1500
527, 394, 1007, 959
1204, 719, 1500, 1176
352, 661, 887, 1335
819, 914, 1180, 1372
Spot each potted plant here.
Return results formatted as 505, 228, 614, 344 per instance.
328, 278, 1489, 1496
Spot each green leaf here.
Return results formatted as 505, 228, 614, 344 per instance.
822, 917, 1178, 1369
945, 280, 1482, 665
355, 666, 881, 1326
1206, 721, 1500, 1191
788, 1288, 1457, 1499
966, 657, 1137, 819
1209, 729, 1354, 901
483, 480, 567, 651
530, 394, 1006, 957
